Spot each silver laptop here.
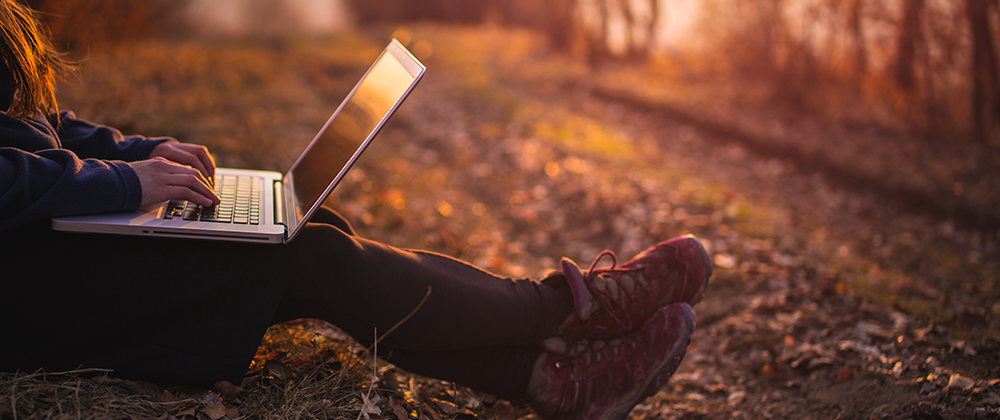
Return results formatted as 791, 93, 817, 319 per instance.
52, 39, 425, 244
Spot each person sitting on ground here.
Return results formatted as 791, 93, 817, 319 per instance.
0, 1, 712, 419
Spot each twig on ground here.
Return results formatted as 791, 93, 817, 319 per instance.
372, 285, 433, 351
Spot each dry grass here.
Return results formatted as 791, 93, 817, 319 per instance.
1, 369, 181, 419
1, 319, 517, 420
0, 322, 368, 420
235, 321, 373, 420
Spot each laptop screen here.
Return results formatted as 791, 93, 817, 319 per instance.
288, 46, 420, 224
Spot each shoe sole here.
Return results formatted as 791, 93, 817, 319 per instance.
601, 303, 695, 420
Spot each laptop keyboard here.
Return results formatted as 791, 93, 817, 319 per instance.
162, 175, 262, 225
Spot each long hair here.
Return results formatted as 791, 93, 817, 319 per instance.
0, 0, 72, 118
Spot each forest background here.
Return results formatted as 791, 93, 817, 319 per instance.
3, 0, 999, 419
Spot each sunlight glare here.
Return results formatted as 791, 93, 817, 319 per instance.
544, 161, 561, 177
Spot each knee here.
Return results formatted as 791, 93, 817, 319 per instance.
294, 221, 358, 254
307, 207, 355, 235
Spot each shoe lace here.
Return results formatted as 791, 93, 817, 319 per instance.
582, 251, 646, 334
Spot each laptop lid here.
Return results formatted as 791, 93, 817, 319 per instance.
281, 39, 425, 242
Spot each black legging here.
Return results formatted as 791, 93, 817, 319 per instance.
275, 208, 574, 398
0, 207, 574, 400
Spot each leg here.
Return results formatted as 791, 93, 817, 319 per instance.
0, 221, 295, 385
380, 345, 542, 401
271, 208, 571, 398
274, 207, 575, 351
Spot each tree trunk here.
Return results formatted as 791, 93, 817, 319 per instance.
965, 0, 1000, 143
646, 0, 661, 55
894, 0, 925, 90
849, 0, 866, 79
544, 0, 577, 51
587, 0, 613, 67
753, 0, 785, 76
618, 0, 637, 57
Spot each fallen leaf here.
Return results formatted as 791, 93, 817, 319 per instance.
176, 407, 196, 418
392, 402, 410, 419
761, 363, 774, 377
265, 360, 299, 385
204, 393, 223, 405
213, 381, 242, 400
807, 357, 836, 370
361, 392, 382, 417
204, 402, 227, 420
836, 366, 854, 383
727, 391, 746, 405
162, 390, 180, 402
435, 400, 458, 415
420, 405, 439, 420
947, 374, 974, 391
714, 253, 736, 269
981, 393, 1000, 406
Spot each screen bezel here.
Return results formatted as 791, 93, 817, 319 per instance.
281, 39, 425, 243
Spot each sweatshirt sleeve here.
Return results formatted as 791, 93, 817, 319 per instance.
0, 147, 143, 231
48, 111, 170, 161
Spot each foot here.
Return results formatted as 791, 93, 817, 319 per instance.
527, 303, 695, 420
558, 235, 711, 341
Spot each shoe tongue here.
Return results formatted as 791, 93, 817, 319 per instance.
562, 257, 595, 320
561, 257, 584, 282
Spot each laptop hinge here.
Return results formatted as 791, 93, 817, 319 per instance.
273, 180, 285, 226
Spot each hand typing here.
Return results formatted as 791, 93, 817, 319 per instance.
149, 141, 216, 180
132, 141, 220, 207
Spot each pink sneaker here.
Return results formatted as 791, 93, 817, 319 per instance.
558, 235, 710, 341
528, 303, 695, 420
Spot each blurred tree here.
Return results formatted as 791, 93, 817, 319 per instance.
620, 0, 637, 56
965, 0, 1000, 143
346, 0, 582, 58
582, 0, 613, 67
542, 0, 578, 52
894, 0, 924, 91
26, 0, 190, 50
647, 0, 661, 55
848, 0, 866, 81
491, 0, 578, 52
617, 0, 661, 59
347, 0, 489, 24
242, 0, 298, 38
578, 0, 663, 61
345, 0, 670, 64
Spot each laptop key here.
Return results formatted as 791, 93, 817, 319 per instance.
160, 175, 262, 224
